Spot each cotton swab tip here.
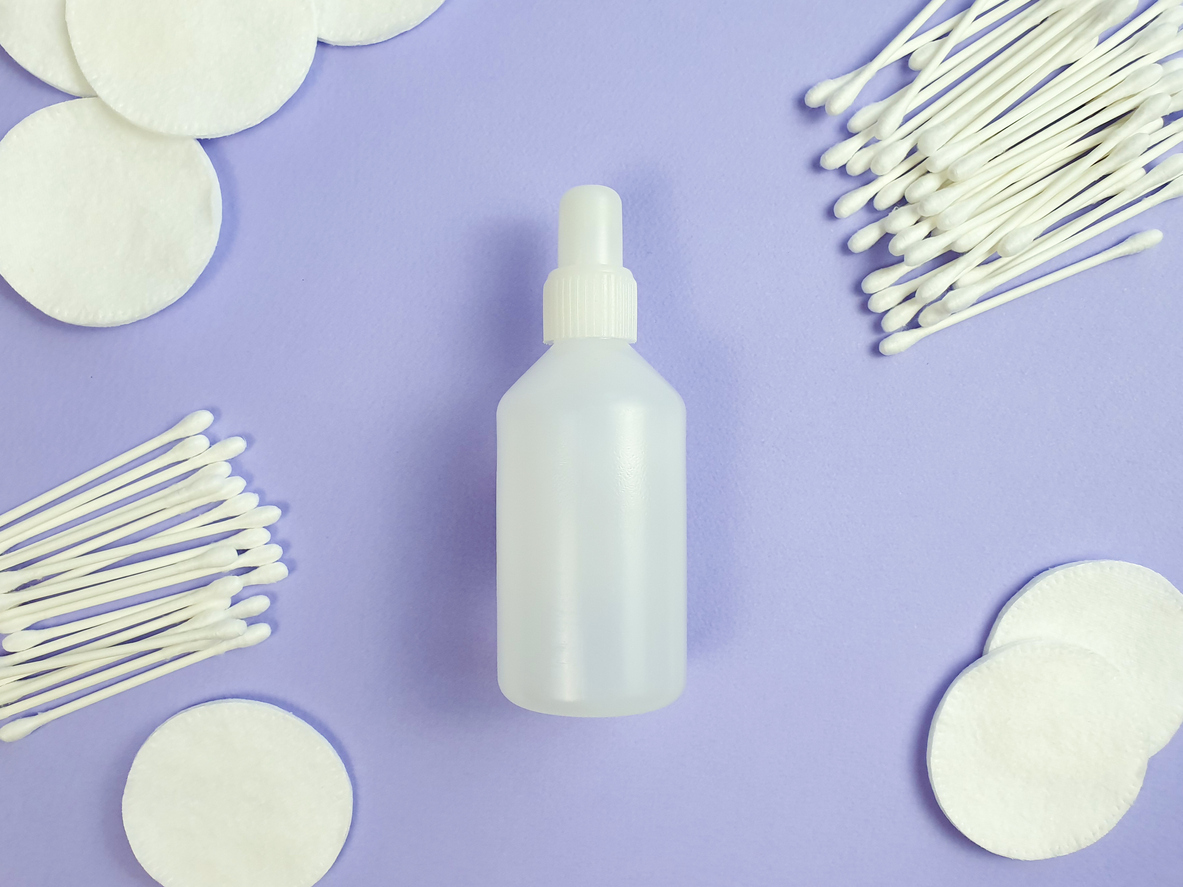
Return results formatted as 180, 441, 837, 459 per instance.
169, 411, 215, 438
168, 435, 211, 460
234, 544, 283, 569
206, 575, 246, 597
197, 544, 240, 569
228, 595, 271, 619
2, 630, 43, 653
239, 505, 281, 527
0, 716, 43, 743
1117, 229, 1164, 255
205, 436, 247, 461
236, 623, 272, 648
210, 618, 249, 641
245, 563, 288, 586
879, 328, 925, 355
805, 77, 844, 108
230, 528, 271, 550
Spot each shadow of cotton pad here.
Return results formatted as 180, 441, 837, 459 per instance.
66, 0, 317, 138
0, 0, 93, 95
0, 98, 220, 327
316, 0, 445, 46
987, 560, 1183, 755
928, 640, 1148, 860
123, 700, 353, 887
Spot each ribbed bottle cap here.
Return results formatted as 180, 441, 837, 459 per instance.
542, 185, 637, 344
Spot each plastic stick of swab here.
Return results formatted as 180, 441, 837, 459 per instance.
928, 170, 1183, 320
957, 149, 1183, 286
880, 230, 1163, 353
822, 3, 1039, 168
0, 543, 240, 614
929, 24, 1174, 171
3, 529, 268, 603
0, 544, 280, 632
876, 0, 996, 138
0, 411, 213, 532
0, 506, 277, 591
0, 624, 272, 742
1, 577, 242, 656
844, 1, 1059, 173
28, 492, 263, 574
948, 64, 1167, 183
900, 3, 1102, 146
0, 620, 247, 681
821, 0, 954, 115
0, 637, 213, 722
806, 0, 1025, 107
0, 437, 246, 556
0, 470, 241, 574
847, 0, 1054, 137
0, 435, 211, 555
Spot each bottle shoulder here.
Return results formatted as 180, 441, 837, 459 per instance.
498, 340, 684, 418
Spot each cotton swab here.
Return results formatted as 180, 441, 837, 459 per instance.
0, 625, 272, 742
0, 465, 236, 572
0, 411, 213, 531
0, 434, 211, 555
806, 0, 1023, 108
1, 529, 268, 603
880, 230, 1163, 353
26, 492, 264, 575
0, 620, 247, 680
821, 0, 954, 115
1, 577, 242, 656
0, 544, 281, 633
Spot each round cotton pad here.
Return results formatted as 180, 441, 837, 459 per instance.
66, 0, 317, 138
123, 700, 353, 887
0, 98, 221, 327
987, 560, 1183, 754
316, 0, 445, 46
0, 0, 93, 95
928, 640, 1148, 860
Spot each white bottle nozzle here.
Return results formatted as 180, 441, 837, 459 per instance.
542, 185, 638, 345
558, 185, 623, 267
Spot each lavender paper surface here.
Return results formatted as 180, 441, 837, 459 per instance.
1, 1, 1181, 883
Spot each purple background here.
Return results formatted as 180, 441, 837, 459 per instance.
2, 0, 1182, 883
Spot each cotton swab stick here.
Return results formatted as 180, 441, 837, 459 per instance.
0, 411, 213, 532
3, 529, 268, 603
0, 620, 247, 680
1, 577, 242, 656
0, 544, 281, 633
13, 505, 278, 587
0, 543, 240, 614
876, 0, 997, 137
806, 0, 1025, 107
821, 0, 955, 115
0, 435, 211, 555
0, 624, 273, 742
27, 492, 264, 575
879, 230, 1163, 353
923, 173, 1183, 324
0, 437, 247, 556
0, 470, 241, 572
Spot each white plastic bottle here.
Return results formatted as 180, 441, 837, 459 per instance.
496, 185, 686, 717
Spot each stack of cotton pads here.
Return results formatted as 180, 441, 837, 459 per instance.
928, 560, 1183, 859
0, 410, 287, 742
805, 0, 1183, 354
0, 0, 447, 326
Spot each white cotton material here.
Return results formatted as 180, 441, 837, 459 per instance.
987, 560, 1183, 755
0, 0, 93, 95
928, 640, 1148, 861
123, 700, 353, 887
316, 0, 445, 46
0, 98, 221, 327
65, 0, 318, 138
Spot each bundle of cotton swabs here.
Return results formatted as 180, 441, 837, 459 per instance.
0, 411, 285, 742
807, 0, 1183, 354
